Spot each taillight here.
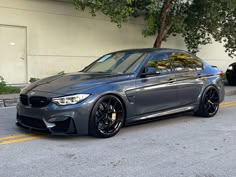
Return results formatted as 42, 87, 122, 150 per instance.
219, 71, 223, 78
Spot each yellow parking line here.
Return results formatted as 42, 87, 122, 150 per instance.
0, 135, 44, 145
220, 100, 236, 107
220, 100, 236, 108
0, 133, 45, 145
0, 134, 34, 141
220, 102, 236, 108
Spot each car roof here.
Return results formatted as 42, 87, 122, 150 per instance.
109, 48, 189, 54
229, 62, 236, 66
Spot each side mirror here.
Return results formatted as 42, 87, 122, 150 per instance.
141, 66, 160, 77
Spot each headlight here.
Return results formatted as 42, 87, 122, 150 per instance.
227, 66, 233, 70
52, 94, 90, 106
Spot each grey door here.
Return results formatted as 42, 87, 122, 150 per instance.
0, 25, 27, 84
134, 52, 178, 115
171, 52, 204, 106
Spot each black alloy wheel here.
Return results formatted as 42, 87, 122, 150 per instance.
195, 86, 220, 117
89, 95, 125, 138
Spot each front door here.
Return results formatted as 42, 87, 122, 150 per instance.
0, 25, 27, 84
134, 52, 178, 115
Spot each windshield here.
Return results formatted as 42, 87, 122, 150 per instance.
83, 52, 147, 74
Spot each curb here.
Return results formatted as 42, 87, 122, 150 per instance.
225, 90, 236, 96
0, 98, 18, 108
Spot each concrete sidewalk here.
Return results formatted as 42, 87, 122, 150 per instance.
0, 85, 236, 107
0, 94, 18, 107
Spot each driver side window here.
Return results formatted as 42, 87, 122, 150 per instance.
145, 53, 172, 74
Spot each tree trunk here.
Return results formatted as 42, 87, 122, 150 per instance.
153, 0, 172, 48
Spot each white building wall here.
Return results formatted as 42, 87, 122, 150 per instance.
0, 0, 234, 83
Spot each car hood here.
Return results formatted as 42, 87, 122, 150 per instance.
22, 72, 133, 95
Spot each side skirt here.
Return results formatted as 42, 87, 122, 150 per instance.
126, 105, 195, 125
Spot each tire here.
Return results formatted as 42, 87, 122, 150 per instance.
89, 95, 125, 138
228, 78, 236, 86
194, 86, 220, 117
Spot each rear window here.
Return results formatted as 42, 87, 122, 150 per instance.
170, 53, 203, 72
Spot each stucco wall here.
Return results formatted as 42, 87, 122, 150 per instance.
0, 0, 234, 83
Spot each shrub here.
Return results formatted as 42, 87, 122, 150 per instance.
222, 72, 226, 81
0, 76, 6, 87
29, 77, 40, 83
0, 80, 6, 87
0, 86, 21, 94
0, 76, 21, 94
57, 71, 65, 75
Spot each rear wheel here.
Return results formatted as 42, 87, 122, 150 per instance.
194, 86, 220, 117
89, 95, 125, 138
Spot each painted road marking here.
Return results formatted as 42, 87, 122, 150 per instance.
0, 134, 45, 145
220, 100, 236, 108
0, 134, 34, 141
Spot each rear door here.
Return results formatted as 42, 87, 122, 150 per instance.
170, 52, 204, 106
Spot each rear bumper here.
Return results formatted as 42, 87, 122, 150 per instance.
218, 79, 225, 103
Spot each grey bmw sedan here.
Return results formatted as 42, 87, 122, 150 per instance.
17, 48, 224, 138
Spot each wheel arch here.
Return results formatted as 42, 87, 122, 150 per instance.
197, 84, 219, 103
202, 84, 220, 98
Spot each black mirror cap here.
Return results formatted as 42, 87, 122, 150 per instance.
141, 66, 160, 77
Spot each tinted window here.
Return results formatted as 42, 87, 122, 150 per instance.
145, 53, 172, 74
170, 53, 203, 72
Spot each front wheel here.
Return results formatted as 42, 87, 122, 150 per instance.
194, 86, 220, 117
89, 95, 125, 138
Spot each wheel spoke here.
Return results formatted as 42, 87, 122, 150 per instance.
96, 108, 103, 117
210, 90, 216, 99
113, 101, 118, 109
96, 113, 106, 123
209, 89, 213, 98
106, 98, 112, 111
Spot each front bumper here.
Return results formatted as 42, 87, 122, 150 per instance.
16, 92, 95, 135
16, 114, 77, 135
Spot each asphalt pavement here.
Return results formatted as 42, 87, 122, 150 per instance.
1, 96, 236, 177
